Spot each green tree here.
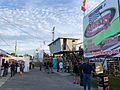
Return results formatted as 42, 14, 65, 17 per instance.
11, 52, 17, 56
24, 54, 32, 60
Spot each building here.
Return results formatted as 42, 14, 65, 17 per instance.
48, 37, 79, 54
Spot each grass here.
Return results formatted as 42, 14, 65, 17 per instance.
91, 76, 120, 90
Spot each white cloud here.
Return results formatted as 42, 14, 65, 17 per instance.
0, 0, 104, 55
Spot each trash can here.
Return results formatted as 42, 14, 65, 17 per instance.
97, 73, 109, 90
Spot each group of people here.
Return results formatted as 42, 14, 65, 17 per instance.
43, 61, 53, 73
1, 61, 25, 77
73, 60, 95, 90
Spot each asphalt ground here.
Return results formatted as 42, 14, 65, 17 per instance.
0, 69, 84, 90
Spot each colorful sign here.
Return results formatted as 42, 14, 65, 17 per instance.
83, 0, 120, 57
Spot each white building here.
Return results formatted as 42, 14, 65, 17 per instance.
48, 37, 79, 54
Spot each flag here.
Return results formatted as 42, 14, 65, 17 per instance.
81, 0, 86, 12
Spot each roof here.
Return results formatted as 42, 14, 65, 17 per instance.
53, 50, 82, 54
0, 49, 10, 57
48, 37, 79, 46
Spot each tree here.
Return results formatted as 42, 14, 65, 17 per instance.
11, 52, 17, 56
24, 54, 32, 60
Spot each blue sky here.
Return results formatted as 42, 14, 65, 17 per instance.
0, 0, 104, 55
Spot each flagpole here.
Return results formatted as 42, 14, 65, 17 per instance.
83, 12, 85, 17
118, 0, 120, 20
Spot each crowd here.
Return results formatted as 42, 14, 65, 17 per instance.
42, 59, 95, 90
1, 61, 25, 77
43, 61, 53, 73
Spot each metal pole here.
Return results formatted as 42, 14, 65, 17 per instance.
15, 40, 17, 56
52, 27, 55, 58
118, 0, 120, 20
118, 57, 120, 71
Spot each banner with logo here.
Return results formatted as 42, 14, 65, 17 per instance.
83, 0, 120, 58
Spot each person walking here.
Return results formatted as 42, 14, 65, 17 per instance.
82, 61, 93, 90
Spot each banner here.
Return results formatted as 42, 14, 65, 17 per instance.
83, 0, 120, 57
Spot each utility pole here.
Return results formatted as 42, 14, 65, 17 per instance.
52, 27, 55, 57
15, 40, 17, 56
52, 26, 55, 42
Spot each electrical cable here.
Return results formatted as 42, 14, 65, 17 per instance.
0, 16, 42, 40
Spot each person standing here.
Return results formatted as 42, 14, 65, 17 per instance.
10, 62, 15, 77
57, 61, 59, 72
59, 61, 63, 72
46, 61, 50, 74
79, 61, 84, 86
15, 62, 18, 74
39, 62, 42, 71
32, 63, 35, 69
19, 62, 25, 75
29, 62, 32, 70
73, 63, 80, 84
3, 61, 9, 77
82, 61, 93, 90
66, 61, 70, 73
49, 61, 53, 73
1, 65, 4, 77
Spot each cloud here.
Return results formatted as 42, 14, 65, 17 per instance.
0, 0, 104, 55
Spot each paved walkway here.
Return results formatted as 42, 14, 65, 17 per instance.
0, 69, 97, 90
0, 76, 9, 87
0, 69, 84, 90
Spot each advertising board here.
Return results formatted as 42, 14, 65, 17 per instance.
83, 0, 120, 57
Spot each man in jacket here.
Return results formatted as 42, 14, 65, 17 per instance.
82, 60, 93, 90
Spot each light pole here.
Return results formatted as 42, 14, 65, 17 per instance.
52, 27, 55, 42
